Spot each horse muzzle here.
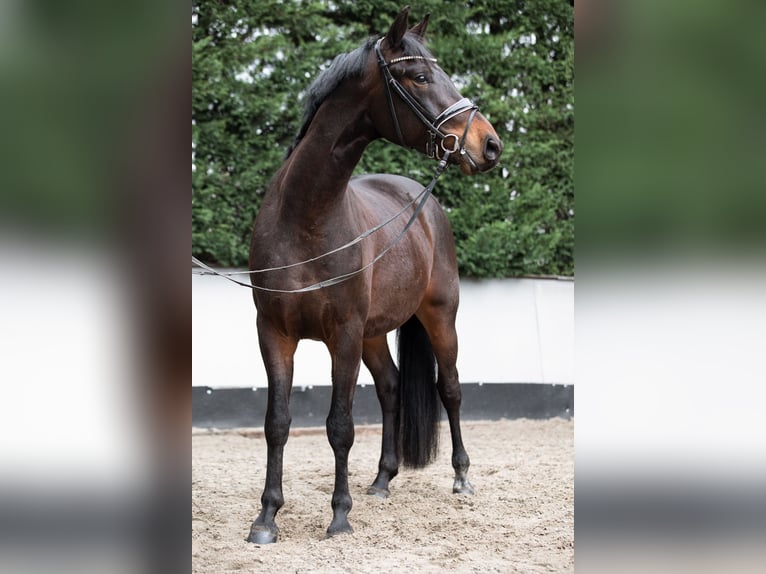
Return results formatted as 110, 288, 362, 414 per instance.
452, 132, 503, 175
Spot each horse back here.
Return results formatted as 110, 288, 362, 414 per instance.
348, 173, 457, 260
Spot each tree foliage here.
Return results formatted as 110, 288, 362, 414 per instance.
192, 0, 573, 277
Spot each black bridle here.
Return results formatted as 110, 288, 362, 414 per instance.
374, 38, 480, 169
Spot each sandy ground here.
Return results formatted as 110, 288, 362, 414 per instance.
192, 419, 573, 573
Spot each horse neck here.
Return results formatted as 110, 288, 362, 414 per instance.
276, 94, 375, 221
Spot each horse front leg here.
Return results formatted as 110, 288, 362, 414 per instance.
325, 330, 363, 537
247, 328, 297, 544
362, 336, 400, 498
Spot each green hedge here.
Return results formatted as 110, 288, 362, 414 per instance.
192, 0, 573, 277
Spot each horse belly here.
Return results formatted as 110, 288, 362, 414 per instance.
363, 260, 430, 338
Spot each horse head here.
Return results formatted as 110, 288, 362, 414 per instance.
368, 6, 503, 175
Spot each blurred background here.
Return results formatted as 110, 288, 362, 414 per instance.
0, 1, 188, 573
576, 0, 766, 572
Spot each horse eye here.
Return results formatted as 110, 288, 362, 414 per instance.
414, 74, 428, 85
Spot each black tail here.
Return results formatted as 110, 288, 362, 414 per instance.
397, 315, 440, 468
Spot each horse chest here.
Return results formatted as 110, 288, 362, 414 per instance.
256, 291, 367, 342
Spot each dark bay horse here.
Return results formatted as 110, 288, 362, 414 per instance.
247, 6, 502, 544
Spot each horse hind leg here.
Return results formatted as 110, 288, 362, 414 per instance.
418, 309, 474, 495
362, 336, 400, 498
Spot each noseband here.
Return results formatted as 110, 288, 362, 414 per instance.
374, 38, 480, 167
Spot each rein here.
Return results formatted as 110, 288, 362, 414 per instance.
192, 39, 480, 293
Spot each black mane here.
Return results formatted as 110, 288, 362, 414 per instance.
286, 34, 435, 157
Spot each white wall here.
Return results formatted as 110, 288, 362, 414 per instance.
192, 273, 573, 389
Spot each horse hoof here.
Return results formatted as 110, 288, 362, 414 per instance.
453, 479, 474, 496
247, 525, 278, 544
326, 522, 354, 538
366, 485, 390, 499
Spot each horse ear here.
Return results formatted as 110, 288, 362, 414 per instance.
384, 5, 410, 49
409, 13, 430, 40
